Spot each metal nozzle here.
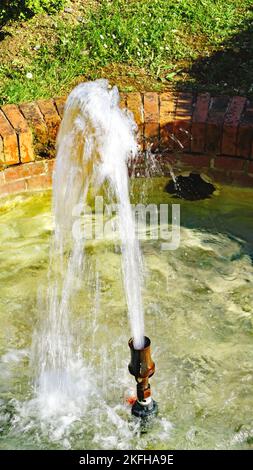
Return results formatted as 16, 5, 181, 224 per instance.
128, 336, 158, 419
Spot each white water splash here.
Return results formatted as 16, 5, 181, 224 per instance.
32, 79, 145, 421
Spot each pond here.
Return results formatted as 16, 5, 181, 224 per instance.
0, 178, 253, 450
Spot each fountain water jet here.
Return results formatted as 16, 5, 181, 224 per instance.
53, 79, 145, 350
33, 80, 157, 417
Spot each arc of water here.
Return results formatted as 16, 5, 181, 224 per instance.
35, 80, 145, 394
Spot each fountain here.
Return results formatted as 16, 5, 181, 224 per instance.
35, 79, 157, 419
2, 121, 253, 448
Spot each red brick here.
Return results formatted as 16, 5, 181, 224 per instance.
126, 93, 144, 150
237, 100, 253, 158
207, 169, 229, 184
19, 101, 48, 155
159, 92, 177, 151
26, 173, 52, 190
192, 93, 211, 123
160, 92, 176, 126
28, 161, 46, 176
0, 179, 26, 196
0, 136, 4, 163
0, 110, 19, 165
230, 172, 253, 187
0, 170, 5, 186
143, 93, 159, 151
174, 154, 211, 169
54, 96, 66, 119
137, 127, 145, 152
126, 93, 144, 125
223, 97, 247, 128
37, 99, 61, 143
158, 153, 177, 166
173, 93, 194, 152
46, 158, 55, 175
1, 104, 25, 133
248, 161, 253, 175
4, 161, 46, 182
175, 93, 193, 121
221, 97, 246, 156
206, 96, 230, 154
119, 93, 127, 109
214, 156, 245, 171
2, 104, 34, 163
144, 122, 159, 151
191, 93, 211, 153
4, 164, 30, 182
237, 124, 253, 159
144, 93, 159, 123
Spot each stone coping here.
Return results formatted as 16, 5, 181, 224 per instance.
0, 92, 253, 197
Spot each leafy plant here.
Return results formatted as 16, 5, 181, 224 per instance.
0, 0, 66, 26
26, 0, 66, 14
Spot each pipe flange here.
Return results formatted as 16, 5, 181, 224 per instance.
131, 398, 158, 419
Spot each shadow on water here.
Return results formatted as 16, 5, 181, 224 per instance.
176, 16, 253, 98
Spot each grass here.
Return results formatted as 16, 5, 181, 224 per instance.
0, 0, 253, 104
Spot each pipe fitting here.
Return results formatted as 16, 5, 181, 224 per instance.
128, 336, 158, 419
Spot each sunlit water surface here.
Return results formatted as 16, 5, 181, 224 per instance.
0, 178, 253, 450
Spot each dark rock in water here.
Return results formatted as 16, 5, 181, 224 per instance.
165, 173, 215, 201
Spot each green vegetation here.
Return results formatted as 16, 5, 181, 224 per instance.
0, 0, 66, 26
0, 0, 253, 104
26, 0, 66, 14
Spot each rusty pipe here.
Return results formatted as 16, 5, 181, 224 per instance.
128, 336, 158, 418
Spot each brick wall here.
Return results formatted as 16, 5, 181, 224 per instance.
0, 92, 253, 197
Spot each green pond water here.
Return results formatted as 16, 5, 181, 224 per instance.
0, 178, 253, 450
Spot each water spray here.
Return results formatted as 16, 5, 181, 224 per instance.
128, 336, 158, 419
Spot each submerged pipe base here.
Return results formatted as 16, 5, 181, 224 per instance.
132, 398, 158, 420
